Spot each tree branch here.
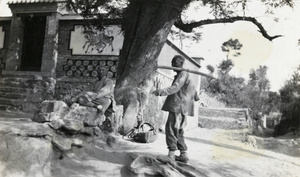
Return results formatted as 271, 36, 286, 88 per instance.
174, 16, 283, 41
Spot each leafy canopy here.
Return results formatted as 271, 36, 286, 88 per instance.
65, 0, 294, 41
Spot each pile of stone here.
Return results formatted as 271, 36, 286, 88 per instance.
32, 100, 123, 151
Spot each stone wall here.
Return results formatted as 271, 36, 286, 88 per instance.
55, 19, 120, 101
56, 19, 121, 75
0, 75, 55, 112
198, 107, 250, 129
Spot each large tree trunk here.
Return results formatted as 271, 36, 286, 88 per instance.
114, 0, 190, 134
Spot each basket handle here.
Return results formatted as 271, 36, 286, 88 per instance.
138, 122, 155, 132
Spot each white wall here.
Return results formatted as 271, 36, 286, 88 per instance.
154, 41, 201, 130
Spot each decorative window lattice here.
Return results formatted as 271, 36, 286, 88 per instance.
63, 59, 118, 78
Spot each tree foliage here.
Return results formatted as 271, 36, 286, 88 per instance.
203, 39, 245, 107
64, 0, 295, 132
202, 38, 276, 118
221, 38, 243, 58
206, 64, 215, 74
203, 62, 245, 107
65, 0, 294, 41
274, 66, 300, 136
174, 0, 293, 40
242, 66, 272, 118
218, 59, 234, 75
65, 0, 128, 29
248, 66, 270, 91
204, 62, 276, 119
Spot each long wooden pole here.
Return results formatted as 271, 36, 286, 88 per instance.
157, 65, 216, 79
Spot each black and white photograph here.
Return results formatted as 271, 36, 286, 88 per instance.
0, 0, 299, 176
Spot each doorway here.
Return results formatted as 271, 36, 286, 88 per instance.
20, 15, 46, 71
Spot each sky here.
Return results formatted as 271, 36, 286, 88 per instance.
1, 0, 300, 92
174, 0, 300, 92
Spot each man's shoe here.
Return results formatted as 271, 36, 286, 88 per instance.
175, 154, 189, 163
167, 154, 175, 161
167, 151, 175, 161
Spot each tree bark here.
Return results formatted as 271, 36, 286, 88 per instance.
114, 0, 190, 134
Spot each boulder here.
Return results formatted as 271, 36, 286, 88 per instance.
62, 119, 84, 132
72, 138, 84, 147
34, 101, 124, 136
64, 103, 103, 127
0, 120, 54, 177
81, 127, 94, 136
32, 100, 69, 123
33, 112, 51, 123
52, 134, 73, 151
128, 154, 206, 177
49, 119, 65, 130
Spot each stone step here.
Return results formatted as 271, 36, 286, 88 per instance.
199, 107, 247, 119
0, 75, 41, 82
0, 80, 27, 88
0, 86, 33, 94
0, 104, 10, 110
0, 76, 54, 113
0, 91, 28, 99
0, 77, 50, 89
0, 98, 25, 107
0, 104, 19, 111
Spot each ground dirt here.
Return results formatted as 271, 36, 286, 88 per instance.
0, 110, 299, 177
51, 127, 300, 177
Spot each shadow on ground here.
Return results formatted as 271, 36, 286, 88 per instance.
186, 136, 276, 159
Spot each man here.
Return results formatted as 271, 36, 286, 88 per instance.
153, 55, 199, 163
73, 67, 115, 120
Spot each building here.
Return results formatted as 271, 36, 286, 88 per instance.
0, 0, 201, 129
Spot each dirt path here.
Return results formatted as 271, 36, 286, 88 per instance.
183, 128, 299, 177
52, 127, 300, 177
1, 110, 298, 176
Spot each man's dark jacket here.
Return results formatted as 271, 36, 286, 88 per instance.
160, 71, 199, 116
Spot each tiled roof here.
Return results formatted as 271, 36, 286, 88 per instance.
8, 0, 66, 4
